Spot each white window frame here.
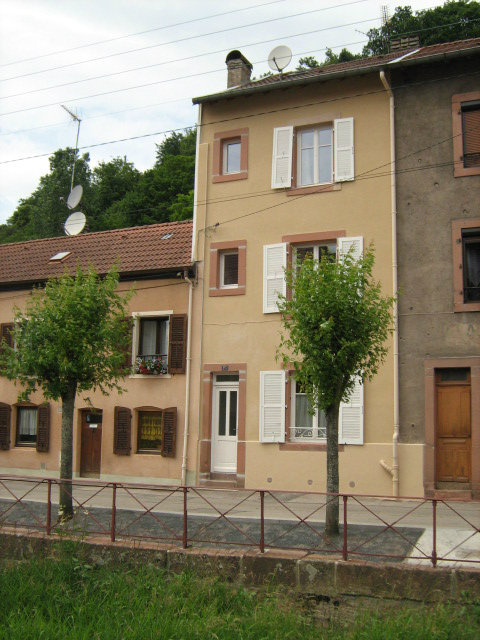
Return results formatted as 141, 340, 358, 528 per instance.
297, 125, 333, 187
293, 241, 337, 267
130, 311, 173, 379
219, 250, 239, 289
290, 379, 326, 442
222, 139, 241, 175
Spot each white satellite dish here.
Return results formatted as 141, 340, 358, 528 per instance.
67, 184, 83, 210
64, 211, 86, 236
268, 45, 292, 73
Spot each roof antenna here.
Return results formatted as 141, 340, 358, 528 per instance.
60, 104, 82, 193
381, 5, 390, 52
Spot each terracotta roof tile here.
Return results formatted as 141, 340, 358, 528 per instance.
0, 220, 193, 286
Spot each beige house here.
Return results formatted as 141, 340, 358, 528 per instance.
190, 50, 422, 496
0, 221, 197, 485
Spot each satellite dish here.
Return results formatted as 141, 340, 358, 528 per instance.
67, 184, 83, 210
268, 45, 292, 73
64, 211, 86, 236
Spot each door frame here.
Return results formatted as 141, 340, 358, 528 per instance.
425, 357, 480, 498
79, 408, 103, 478
200, 363, 247, 487
211, 376, 239, 473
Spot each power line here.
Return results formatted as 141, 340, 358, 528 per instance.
0, 1, 371, 83
0, 0, 290, 68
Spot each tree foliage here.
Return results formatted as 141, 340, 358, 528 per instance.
277, 247, 394, 534
0, 128, 196, 243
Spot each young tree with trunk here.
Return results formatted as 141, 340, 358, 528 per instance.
277, 247, 394, 536
0, 267, 133, 518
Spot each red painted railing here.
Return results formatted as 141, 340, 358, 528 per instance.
0, 474, 478, 567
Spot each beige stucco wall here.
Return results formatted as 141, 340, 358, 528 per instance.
0, 277, 193, 484
191, 73, 419, 495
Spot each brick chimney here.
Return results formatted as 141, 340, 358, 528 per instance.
226, 50, 253, 88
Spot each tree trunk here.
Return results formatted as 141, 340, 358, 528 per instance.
59, 384, 77, 519
325, 403, 340, 537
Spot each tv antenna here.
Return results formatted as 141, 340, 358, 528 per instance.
268, 45, 292, 73
61, 104, 81, 193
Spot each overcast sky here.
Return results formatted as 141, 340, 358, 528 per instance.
0, 0, 441, 225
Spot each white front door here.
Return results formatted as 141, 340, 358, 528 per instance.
211, 376, 238, 473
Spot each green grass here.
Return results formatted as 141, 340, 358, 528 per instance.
0, 548, 479, 639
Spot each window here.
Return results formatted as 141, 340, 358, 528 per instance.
222, 139, 241, 174
16, 407, 37, 446
209, 240, 246, 296
452, 219, 480, 312
271, 118, 354, 190
137, 317, 169, 374
220, 251, 239, 288
14, 404, 50, 451
294, 242, 336, 268
452, 92, 480, 177
130, 313, 187, 375
136, 407, 177, 456
212, 128, 248, 183
297, 126, 333, 186
462, 228, 480, 303
290, 380, 326, 441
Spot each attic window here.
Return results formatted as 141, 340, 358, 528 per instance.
161, 233, 173, 240
50, 251, 71, 262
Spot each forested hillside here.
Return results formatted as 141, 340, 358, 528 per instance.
0, 129, 196, 244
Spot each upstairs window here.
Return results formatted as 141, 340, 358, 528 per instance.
294, 242, 336, 268
462, 228, 480, 303
220, 251, 239, 288
17, 407, 37, 446
297, 126, 333, 186
138, 317, 169, 374
452, 92, 480, 177
222, 139, 241, 174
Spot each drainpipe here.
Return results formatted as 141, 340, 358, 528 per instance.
379, 70, 400, 497
181, 105, 202, 486
181, 270, 194, 486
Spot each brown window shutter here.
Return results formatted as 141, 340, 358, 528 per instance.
114, 406, 132, 455
463, 107, 480, 168
36, 404, 50, 452
1, 323, 14, 350
168, 315, 187, 374
122, 317, 134, 371
0, 402, 11, 450
161, 407, 177, 457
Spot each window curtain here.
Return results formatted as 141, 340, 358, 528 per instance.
18, 408, 36, 435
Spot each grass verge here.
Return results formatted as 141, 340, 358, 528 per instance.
0, 547, 479, 639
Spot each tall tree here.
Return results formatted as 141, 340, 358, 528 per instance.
364, 1, 480, 56
0, 267, 133, 518
277, 247, 394, 536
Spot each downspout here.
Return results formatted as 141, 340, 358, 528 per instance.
379, 70, 400, 497
180, 104, 202, 486
181, 270, 194, 486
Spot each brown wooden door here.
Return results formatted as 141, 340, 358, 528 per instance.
80, 411, 102, 477
435, 370, 471, 483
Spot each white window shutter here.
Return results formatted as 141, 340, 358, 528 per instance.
334, 118, 354, 182
271, 126, 293, 188
259, 371, 285, 443
339, 376, 364, 444
263, 243, 287, 313
337, 236, 363, 262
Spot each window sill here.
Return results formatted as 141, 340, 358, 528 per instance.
286, 183, 341, 196
136, 450, 163, 455
129, 374, 172, 379
15, 443, 36, 449
279, 442, 345, 452
454, 301, 480, 313
209, 285, 246, 297
213, 171, 248, 183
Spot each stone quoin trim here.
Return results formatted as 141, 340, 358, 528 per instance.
212, 128, 248, 183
